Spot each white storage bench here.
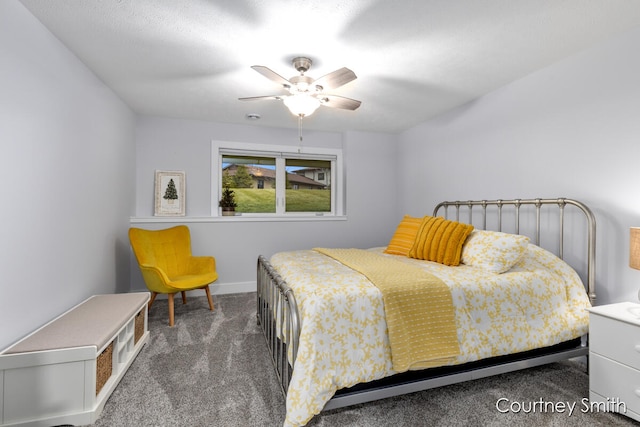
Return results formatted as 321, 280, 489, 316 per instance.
0, 292, 150, 427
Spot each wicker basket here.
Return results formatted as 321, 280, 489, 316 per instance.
96, 342, 113, 395
134, 309, 144, 344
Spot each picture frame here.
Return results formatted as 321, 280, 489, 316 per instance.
154, 170, 185, 216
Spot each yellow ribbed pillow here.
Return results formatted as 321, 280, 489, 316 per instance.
409, 216, 474, 266
384, 215, 424, 256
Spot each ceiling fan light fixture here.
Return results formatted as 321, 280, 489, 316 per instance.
239, 57, 360, 119
283, 94, 321, 117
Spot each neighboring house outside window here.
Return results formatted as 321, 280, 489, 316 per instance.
222, 164, 326, 191
293, 167, 330, 187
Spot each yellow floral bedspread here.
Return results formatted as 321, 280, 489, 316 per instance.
269, 245, 591, 427
314, 247, 459, 372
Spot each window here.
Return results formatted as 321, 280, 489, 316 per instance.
212, 141, 344, 217
221, 154, 276, 213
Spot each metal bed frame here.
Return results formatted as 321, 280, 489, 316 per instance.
256, 197, 596, 412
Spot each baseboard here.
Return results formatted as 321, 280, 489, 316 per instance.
129, 281, 257, 298
209, 281, 256, 295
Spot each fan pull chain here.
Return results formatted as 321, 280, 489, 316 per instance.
298, 114, 304, 151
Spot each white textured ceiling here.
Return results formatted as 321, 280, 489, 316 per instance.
19, 0, 640, 134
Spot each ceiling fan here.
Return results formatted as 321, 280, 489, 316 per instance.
239, 57, 361, 117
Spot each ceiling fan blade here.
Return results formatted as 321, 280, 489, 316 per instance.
319, 95, 361, 111
251, 65, 291, 88
238, 95, 283, 101
314, 67, 357, 90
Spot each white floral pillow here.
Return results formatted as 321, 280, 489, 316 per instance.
461, 230, 529, 274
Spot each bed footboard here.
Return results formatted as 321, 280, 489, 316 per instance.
256, 255, 300, 397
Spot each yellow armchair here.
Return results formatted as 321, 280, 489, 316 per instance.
129, 225, 218, 326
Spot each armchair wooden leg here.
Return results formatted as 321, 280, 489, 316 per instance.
148, 292, 158, 309
204, 286, 214, 311
168, 293, 175, 327
181, 291, 187, 304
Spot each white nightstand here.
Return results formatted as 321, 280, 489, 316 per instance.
589, 302, 640, 422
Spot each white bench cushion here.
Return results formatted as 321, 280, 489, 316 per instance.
4, 292, 149, 354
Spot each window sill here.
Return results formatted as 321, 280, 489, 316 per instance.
130, 215, 348, 224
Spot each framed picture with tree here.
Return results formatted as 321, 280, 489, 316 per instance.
154, 170, 186, 216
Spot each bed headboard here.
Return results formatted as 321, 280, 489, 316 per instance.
433, 198, 596, 305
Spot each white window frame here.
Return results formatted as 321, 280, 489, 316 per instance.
211, 140, 345, 218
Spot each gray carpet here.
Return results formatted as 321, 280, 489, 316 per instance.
93, 293, 637, 427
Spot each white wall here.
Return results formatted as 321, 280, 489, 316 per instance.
0, 1, 136, 349
398, 25, 640, 305
131, 118, 398, 293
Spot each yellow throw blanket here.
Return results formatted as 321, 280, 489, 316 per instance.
314, 248, 460, 372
